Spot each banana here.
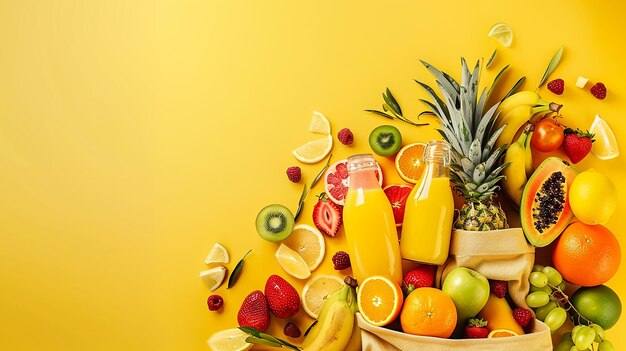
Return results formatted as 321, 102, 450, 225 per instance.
524, 129, 534, 177
301, 284, 345, 348
497, 91, 546, 117
302, 284, 355, 351
502, 125, 531, 208
342, 287, 362, 351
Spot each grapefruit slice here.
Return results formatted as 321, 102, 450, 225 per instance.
383, 184, 413, 227
324, 159, 382, 206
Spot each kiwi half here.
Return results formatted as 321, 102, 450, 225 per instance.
369, 125, 402, 156
255, 204, 295, 242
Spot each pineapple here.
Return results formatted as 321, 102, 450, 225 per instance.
416, 58, 511, 231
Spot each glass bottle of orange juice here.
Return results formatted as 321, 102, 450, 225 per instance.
400, 140, 454, 265
343, 154, 403, 285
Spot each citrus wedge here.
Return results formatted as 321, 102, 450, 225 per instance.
301, 274, 344, 318
488, 23, 513, 47
275, 243, 311, 279
357, 275, 404, 327
590, 114, 619, 160
281, 224, 325, 271
488, 329, 518, 338
205, 243, 230, 264
308, 111, 331, 135
200, 266, 227, 291
292, 135, 333, 164
207, 328, 253, 351
395, 143, 426, 183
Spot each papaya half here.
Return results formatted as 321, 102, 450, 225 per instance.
520, 157, 578, 247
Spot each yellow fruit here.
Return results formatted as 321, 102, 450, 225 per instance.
301, 274, 344, 318
275, 243, 311, 279
590, 115, 619, 160
281, 224, 326, 271
292, 135, 333, 164
487, 23, 513, 47
207, 328, 252, 351
205, 243, 230, 264
478, 293, 525, 335
357, 275, 404, 327
488, 329, 518, 338
199, 266, 227, 292
569, 169, 617, 225
308, 111, 331, 135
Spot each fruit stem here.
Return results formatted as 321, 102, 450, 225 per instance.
549, 102, 562, 113
548, 285, 594, 326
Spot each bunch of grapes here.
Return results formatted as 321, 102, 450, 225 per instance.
527, 265, 615, 351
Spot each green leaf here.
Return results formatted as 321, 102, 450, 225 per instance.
486, 49, 497, 68
365, 109, 394, 119
227, 249, 252, 288
311, 155, 331, 189
538, 46, 564, 88
485, 65, 509, 107
238, 326, 262, 338
294, 182, 309, 222
259, 333, 301, 350
245, 336, 283, 348
502, 76, 526, 101
383, 88, 402, 116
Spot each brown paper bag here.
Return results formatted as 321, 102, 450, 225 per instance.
358, 313, 553, 351
435, 228, 535, 311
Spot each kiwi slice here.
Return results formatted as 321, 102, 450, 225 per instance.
255, 204, 295, 242
369, 125, 402, 156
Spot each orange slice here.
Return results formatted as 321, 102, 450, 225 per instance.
488, 329, 519, 338
395, 143, 426, 183
357, 275, 404, 327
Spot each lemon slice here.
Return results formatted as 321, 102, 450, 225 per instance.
292, 135, 333, 164
200, 266, 227, 291
205, 243, 230, 264
488, 23, 513, 47
309, 111, 331, 135
207, 328, 252, 351
275, 243, 311, 279
301, 274, 344, 318
590, 114, 619, 160
281, 224, 326, 271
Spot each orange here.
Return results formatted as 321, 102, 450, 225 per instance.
400, 287, 457, 338
552, 222, 621, 287
488, 329, 518, 338
357, 276, 404, 327
395, 143, 426, 184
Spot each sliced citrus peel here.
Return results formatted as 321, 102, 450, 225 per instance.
589, 114, 619, 160
487, 23, 513, 47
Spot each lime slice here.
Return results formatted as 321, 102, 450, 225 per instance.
301, 274, 344, 318
200, 266, 227, 291
281, 224, 325, 271
590, 114, 619, 160
309, 111, 331, 135
207, 328, 252, 351
205, 243, 230, 264
275, 243, 311, 279
488, 23, 513, 47
292, 135, 333, 164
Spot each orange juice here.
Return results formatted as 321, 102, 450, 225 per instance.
401, 141, 454, 265
343, 154, 403, 285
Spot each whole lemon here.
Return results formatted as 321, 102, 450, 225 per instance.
569, 169, 617, 225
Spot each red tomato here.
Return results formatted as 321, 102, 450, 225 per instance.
531, 118, 564, 152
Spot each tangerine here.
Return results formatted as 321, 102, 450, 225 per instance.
357, 276, 403, 327
552, 222, 621, 287
400, 287, 457, 338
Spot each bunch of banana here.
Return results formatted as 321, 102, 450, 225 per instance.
502, 124, 534, 208
494, 91, 562, 149
301, 282, 359, 351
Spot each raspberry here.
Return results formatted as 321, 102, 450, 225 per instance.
337, 128, 354, 145
207, 294, 224, 311
513, 308, 533, 327
490, 280, 508, 298
286, 166, 302, 183
283, 322, 301, 338
590, 82, 607, 100
332, 251, 351, 270
547, 78, 564, 95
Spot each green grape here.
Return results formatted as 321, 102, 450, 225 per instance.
573, 326, 596, 350
535, 301, 558, 321
530, 284, 552, 294
555, 337, 575, 351
598, 340, 615, 351
542, 266, 563, 286
530, 271, 548, 288
544, 307, 567, 332
526, 291, 550, 308
571, 325, 584, 339
533, 264, 545, 272
568, 347, 578, 351
591, 324, 606, 343
558, 281, 567, 291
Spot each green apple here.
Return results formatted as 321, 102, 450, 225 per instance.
442, 267, 490, 333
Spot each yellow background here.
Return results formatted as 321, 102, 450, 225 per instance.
1, 1, 625, 350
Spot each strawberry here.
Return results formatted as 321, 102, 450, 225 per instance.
237, 290, 270, 332
402, 265, 436, 295
547, 78, 564, 95
513, 308, 533, 327
465, 318, 489, 338
264, 275, 301, 318
590, 82, 607, 100
563, 128, 595, 164
490, 280, 508, 298
312, 192, 342, 237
